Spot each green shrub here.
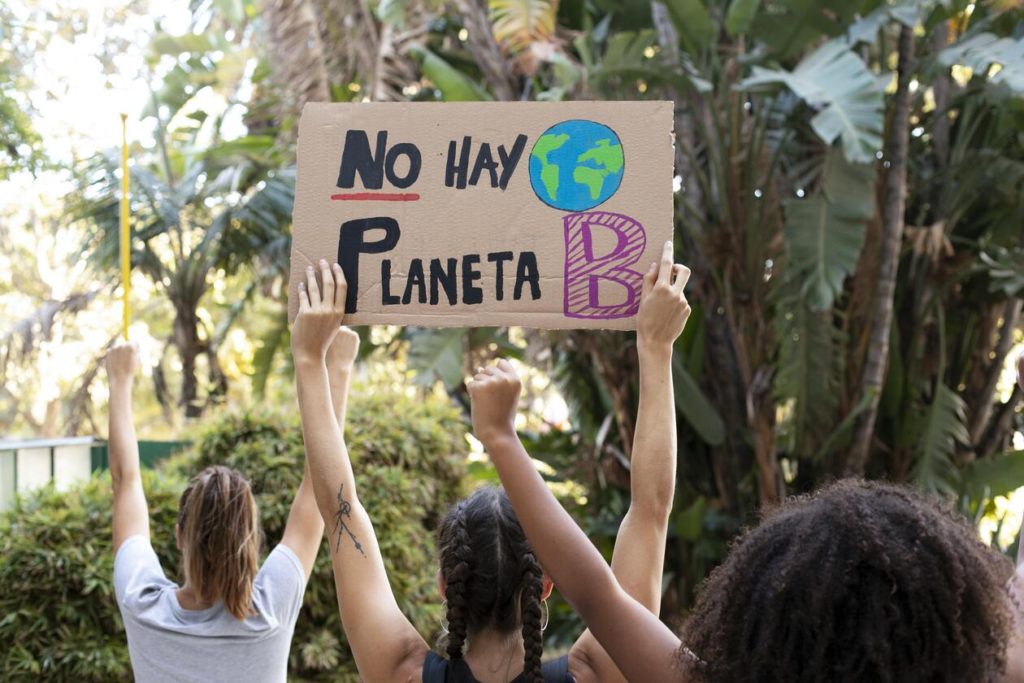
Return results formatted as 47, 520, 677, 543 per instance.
0, 389, 468, 681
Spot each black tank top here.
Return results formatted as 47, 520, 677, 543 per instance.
422, 651, 574, 683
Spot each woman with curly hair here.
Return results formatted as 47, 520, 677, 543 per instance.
472, 356, 1024, 682
291, 242, 693, 683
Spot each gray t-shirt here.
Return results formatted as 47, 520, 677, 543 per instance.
114, 535, 306, 683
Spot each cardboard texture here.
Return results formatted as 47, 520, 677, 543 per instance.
289, 101, 674, 329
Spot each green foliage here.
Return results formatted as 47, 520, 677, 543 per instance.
740, 40, 885, 163
940, 32, 1024, 94
0, 474, 182, 681
0, 391, 467, 681
671, 354, 725, 446
912, 383, 969, 498
725, 0, 763, 37
774, 294, 843, 458
408, 46, 491, 101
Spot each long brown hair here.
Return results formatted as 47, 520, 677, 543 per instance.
177, 465, 261, 620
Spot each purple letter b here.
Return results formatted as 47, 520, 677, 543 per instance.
563, 211, 646, 320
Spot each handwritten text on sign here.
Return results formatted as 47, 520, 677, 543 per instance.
289, 102, 673, 329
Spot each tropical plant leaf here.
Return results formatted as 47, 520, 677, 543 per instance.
962, 451, 1024, 501
489, 0, 557, 55
252, 309, 289, 398
549, 341, 612, 439
376, 0, 407, 28
408, 45, 491, 101
980, 247, 1024, 297
725, 0, 762, 37
739, 40, 884, 163
940, 33, 1024, 94
671, 355, 726, 446
783, 194, 866, 310
406, 327, 467, 387
774, 293, 841, 457
843, 1, 918, 46
812, 390, 873, 462
821, 146, 876, 218
662, 0, 715, 53
912, 383, 969, 498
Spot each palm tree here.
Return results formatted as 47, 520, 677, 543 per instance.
75, 93, 293, 419
234, 0, 1024, 620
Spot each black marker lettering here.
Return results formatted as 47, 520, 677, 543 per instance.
337, 217, 401, 313
385, 143, 421, 189
469, 144, 499, 187
487, 251, 514, 301
337, 130, 386, 189
497, 134, 528, 190
403, 258, 427, 304
430, 258, 458, 305
514, 251, 541, 300
381, 259, 400, 305
462, 254, 483, 305
445, 136, 472, 189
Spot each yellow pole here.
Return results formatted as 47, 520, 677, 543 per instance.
119, 113, 131, 341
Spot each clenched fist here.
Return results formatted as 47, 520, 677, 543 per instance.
467, 359, 522, 447
106, 342, 140, 384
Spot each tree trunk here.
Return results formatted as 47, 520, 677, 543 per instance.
263, 0, 331, 129
174, 304, 203, 419
967, 298, 1021, 449
846, 26, 916, 475
456, 0, 517, 101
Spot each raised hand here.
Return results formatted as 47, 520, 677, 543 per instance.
467, 359, 522, 447
292, 259, 347, 365
327, 327, 360, 373
637, 241, 691, 355
106, 342, 140, 384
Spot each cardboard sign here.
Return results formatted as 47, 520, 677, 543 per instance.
289, 101, 674, 329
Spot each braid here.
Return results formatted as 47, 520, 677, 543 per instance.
518, 547, 544, 683
443, 503, 473, 661
438, 487, 550, 680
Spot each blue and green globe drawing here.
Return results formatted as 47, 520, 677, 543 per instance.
529, 119, 624, 211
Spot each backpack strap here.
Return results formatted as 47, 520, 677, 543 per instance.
541, 654, 572, 682
422, 650, 449, 683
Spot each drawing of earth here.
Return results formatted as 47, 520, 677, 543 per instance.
528, 119, 624, 211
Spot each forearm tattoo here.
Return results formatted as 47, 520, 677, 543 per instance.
332, 483, 366, 557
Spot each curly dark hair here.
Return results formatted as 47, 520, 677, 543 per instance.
438, 486, 545, 683
678, 479, 1012, 683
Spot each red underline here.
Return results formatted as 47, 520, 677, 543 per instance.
330, 192, 421, 201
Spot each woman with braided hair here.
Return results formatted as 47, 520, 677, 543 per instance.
292, 242, 692, 683
474, 346, 1024, 681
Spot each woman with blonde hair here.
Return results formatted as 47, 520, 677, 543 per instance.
106, 335, 356, 682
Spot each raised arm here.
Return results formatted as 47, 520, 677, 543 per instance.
570, 242, 691, 682
280, 330, 357, 578
470, 361, 684, 683
106, 342, 149, 552
292, 260, 427, 683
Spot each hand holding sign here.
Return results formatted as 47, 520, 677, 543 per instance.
289, 102, 673, 329
637, 241, 692, 354
292, 259, 348, 365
